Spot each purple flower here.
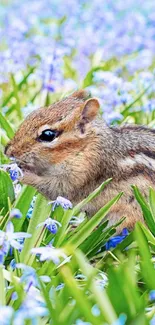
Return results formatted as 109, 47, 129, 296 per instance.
49, 196, 73, 211
37, 217, 61, 234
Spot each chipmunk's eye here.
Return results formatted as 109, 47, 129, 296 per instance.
38, 129, 58, 142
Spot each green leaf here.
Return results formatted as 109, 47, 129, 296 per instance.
149, 187, 155, 222
79, 221, 108, 254
13, 185, 36, 231
107, 260, 144, 321
138, 222, 155, 247
20, 193, 51, 265
54, 179, 112, 247
75, 249, 117, 323
122, 83, 153, 117
134, 222, 155, 290
2, 67, 35, 107
132, 185, 155, 235
11, 74, 22, 120
0, 170, 15, 216
73, 178, 112, 215
60, 265, 101, 325
68, 192, 123, 248
0, 112, 15, 139
38, 278, 55, 321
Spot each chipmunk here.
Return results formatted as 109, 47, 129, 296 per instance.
5, 90, 155, 231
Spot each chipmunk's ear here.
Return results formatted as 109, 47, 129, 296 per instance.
81, 98, 100, 122
71, 89, 91, 100
77, 98, 100, 133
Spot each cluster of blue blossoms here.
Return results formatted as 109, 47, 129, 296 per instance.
0, 0, 155, 123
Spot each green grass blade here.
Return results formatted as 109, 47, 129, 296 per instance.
0, 266, 6, 305
54, 179, 112, 247
0, 170, 15, 216
149, 187, 155, 222
11, 74, 22, 120
72, 178, 112, 215
20, 193, 51, 265
13, 185, 36, 231
2, 67, 35, 107
135, 222, 155, 290
75, 249, 118, 323
0, 112, 15, 139
132, 185, 155, 235
60, 265, 101, 325
68, 192, 123, 248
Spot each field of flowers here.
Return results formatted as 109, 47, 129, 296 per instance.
1, 0, 155, 324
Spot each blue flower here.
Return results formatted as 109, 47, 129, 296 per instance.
11, 291, 18, 301
37, 217, 61, 234
75, 320, 91, 325
104, 112, 123, 125
70, 214, 85, 225
96, 271, 108, 288
49, 196, 73, 211
8, 163, 23, 181
0, 251, 4, 265
112, 314, 127, 325
10, 208, 22, 219
31, 245, 68, 263
0, 306, 14, 325
26, 196, 36, 219
16, 263, 50, 292
10, 258, 16, 270
0, 221, 31, 259
9, 169, 18, 181
149, 290, 155, 301
1, 163, 23, 197
26, 207, 33, 219
105, 228, 129, 250
14, 293, 48, 324
91, 304, 100, 317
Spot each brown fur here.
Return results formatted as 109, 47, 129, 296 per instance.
5, 90, 155, 232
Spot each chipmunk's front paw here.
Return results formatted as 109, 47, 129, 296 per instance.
19, 170, 40, 186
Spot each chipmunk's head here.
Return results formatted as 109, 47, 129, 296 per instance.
5, 90, 101, 188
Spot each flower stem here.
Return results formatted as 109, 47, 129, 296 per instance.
0, 266, 6, 305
